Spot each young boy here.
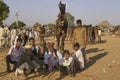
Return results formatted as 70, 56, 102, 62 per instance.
73, 43, 85, 70
60, 50, 75, 77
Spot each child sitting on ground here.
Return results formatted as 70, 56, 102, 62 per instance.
60, 50, 75, 77
72, 43, 85, 70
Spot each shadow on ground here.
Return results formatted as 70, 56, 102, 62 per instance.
100, 40, 107, 44
55, 52, 108, 80
86, 51, 108, 69
86, 48, 105, 54
0, 71, 8, 77
24, 70, 57, 80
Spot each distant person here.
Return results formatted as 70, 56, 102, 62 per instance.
6, 38, 24, 73
72, 19, 87, 65
34, 31, 39, 40
7, 27, 11, 47
10, 27, 17, 46
2, 29, 8, 48
15, 31, 28, 46
98, 29, 102, 43
94, 26, 99, 44
91, 27, 96, 44
1, 26, 8, 47
0, 25, 4, 47
60, 50, 75, 77
29, 30, 35, 39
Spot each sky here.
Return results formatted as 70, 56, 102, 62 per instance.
3, 0, 120, 26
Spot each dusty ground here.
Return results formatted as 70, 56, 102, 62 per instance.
0, 33, 120, 80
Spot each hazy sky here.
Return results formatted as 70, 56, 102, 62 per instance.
3, 0, 120, 26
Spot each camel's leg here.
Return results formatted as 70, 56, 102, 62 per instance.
60, 33, 66, 53
56, 34, 61, 50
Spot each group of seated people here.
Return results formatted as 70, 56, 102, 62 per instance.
6, 37, 85, 77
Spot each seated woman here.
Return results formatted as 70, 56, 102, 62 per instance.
60, 50, 75, 77
44, 42, 63, 71
15, 45, 41, 76
72, 43, 85, 70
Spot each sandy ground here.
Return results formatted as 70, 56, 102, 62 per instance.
0, 33, 120, 80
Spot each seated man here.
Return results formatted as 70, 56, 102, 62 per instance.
28, 37, 41, 58
60, 50, 75, 77
28, 37, 44, 68
6, 38, 24, 73
15, 45, 41, 76
44, 42, 63, 71
72, 43, 85, 70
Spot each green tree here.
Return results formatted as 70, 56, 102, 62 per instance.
65, 12, 75, 27
47, 23, 55, 29
33, 22, 41, 27
11, 20, 26, 28
0, 1, 9, 25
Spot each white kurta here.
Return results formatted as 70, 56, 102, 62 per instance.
10, 29, 17, 46
63, 57, 73, 67
29, 31, 35, 38
73, 49, 85, 69
98, 30, 102, 36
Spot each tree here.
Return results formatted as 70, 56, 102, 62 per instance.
47, 23, 55, 29
33, 22, 41, 27
11, 20, 26, 28
65, 12, 75, 27
0, 1, 9, 25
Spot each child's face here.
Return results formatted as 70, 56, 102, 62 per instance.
73, 46, 79, 51
64, 53, 70, 59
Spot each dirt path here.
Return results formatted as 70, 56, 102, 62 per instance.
0, 34, 120, 80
